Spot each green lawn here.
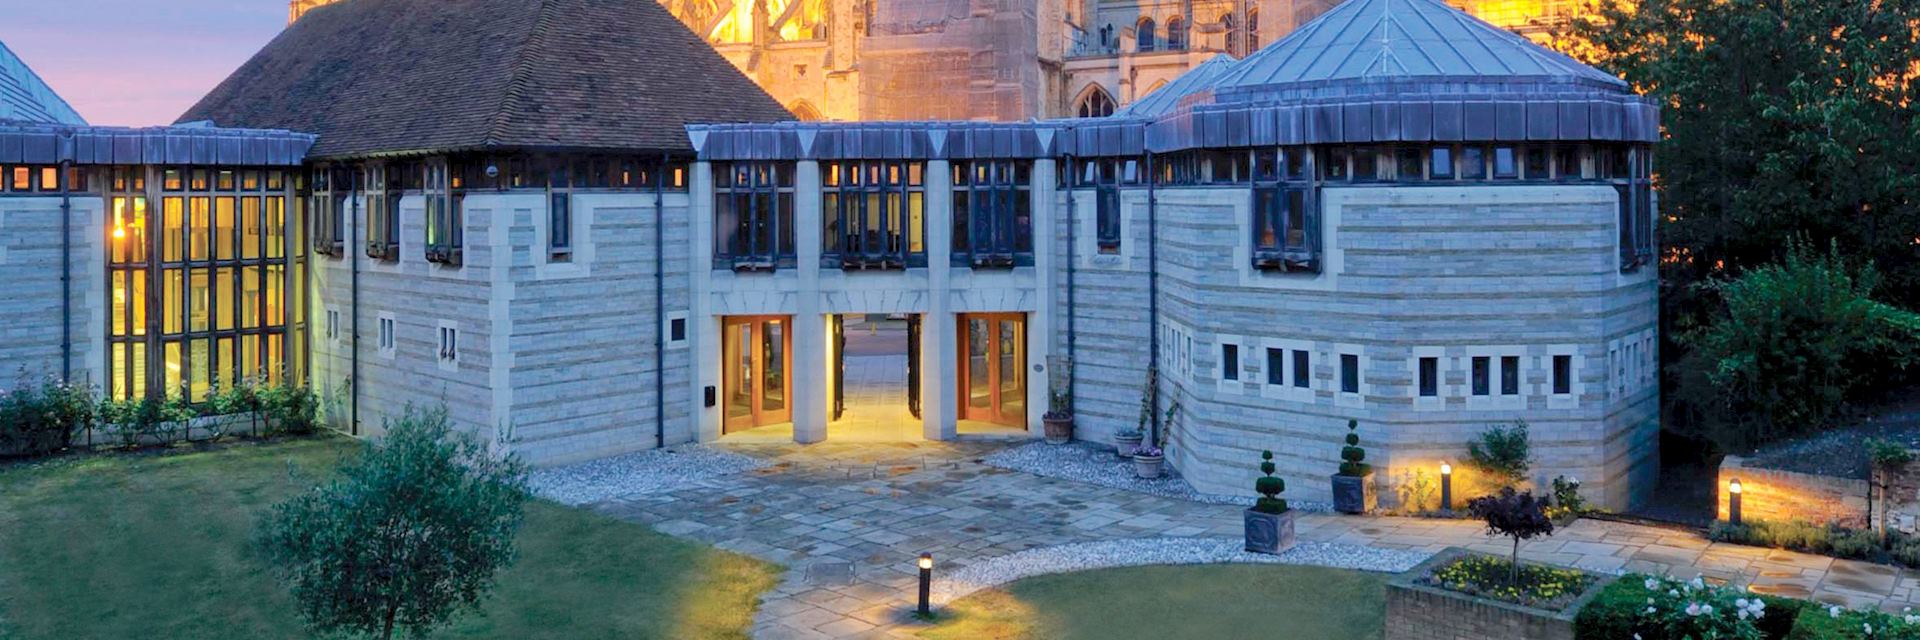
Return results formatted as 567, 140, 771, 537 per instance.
917, 564, 1388, 640
0, 435, 780, 639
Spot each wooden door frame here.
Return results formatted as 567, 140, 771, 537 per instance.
957, 313, 1026, 427
722, 315, 793, 433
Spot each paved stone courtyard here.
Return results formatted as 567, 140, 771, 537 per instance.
583, 441, 1920, 639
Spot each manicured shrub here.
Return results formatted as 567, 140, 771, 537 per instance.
1468, 420, 1531, 489
1788, 604, 1920, 639
1676, 242, 1920, 452
257, 406, 529, 640
1253, 450, 1288, 514
1707, 519, 1920, 568
0, 375, 96, 457
1575, 573, 1802, 640
1338, 419, 1370, 477
1466, 487, 1554, 584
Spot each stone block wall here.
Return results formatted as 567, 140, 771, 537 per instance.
1385, 549, 1611, 640
0, 195, 106, 387
1716, 456, 1870, 528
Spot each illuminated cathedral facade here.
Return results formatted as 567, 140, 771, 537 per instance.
288, 0, 1593, 122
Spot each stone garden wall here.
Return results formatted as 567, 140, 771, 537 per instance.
1385, 550, 1613, 640
1717, 455, 1871, 529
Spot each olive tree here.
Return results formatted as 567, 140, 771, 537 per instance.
257, 406, 529, 639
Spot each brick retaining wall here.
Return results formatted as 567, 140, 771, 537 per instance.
1385, 548, 1612, 640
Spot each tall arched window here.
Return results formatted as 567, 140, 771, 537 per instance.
1221, 13, 1238, 55
1248, 9, 1261, 51
1137, 18, 1157, 52
1075, 85, 1117, 118
1165, 16, 1186, 50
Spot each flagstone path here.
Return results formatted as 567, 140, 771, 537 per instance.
581, 440, 1920, 639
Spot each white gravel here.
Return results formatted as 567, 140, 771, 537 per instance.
983, 440, 1333, 512
527, 445, 770, 506
932, 537, 1433, 603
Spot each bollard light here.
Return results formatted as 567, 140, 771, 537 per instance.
1727, 478, 1743, 525
1439, 462, 1454, 515
916, 553, 934, 617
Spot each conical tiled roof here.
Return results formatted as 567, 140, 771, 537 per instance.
1112, 54, 1238, 119
0, 41, 85, 125
1205, 0, 1627, 102
180, 0, 792, 159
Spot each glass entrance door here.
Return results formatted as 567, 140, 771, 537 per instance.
958, 313, 1025, 427
722, 316, 791, 433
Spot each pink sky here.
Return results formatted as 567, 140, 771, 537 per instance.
4, 0, 288, 126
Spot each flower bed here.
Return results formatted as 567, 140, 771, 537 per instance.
1574, 574, 1806, 640
1418, 553, 1597, 610
1386, 548, 1613, 640
1709, 519, 1920, 569
1790, 604, 1920, 639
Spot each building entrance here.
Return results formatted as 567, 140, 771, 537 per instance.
722, 315, 791, 433
959, 313, 1026, 428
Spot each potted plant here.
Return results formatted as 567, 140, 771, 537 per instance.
1330, 419, 1375, 514
1042, 356, 1074, 445
1245, 450, 1297, 554
1115, 367, 1156, 458
1133, 398, 1179, 479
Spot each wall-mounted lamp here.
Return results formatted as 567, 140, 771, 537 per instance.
1727, 478, 1743, 525
1439, 462, 1453, 515
916, 553, 934, 617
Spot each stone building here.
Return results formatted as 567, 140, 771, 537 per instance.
2, 0, 1659, 509
288, 0, 1592, 122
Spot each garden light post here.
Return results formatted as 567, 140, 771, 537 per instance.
917, 553, 933, 617
1728, 478, 1742, 525
1439, 462, 1453, 515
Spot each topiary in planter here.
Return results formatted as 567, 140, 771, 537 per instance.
1339, 419, 1371, 477
1246, 450, 1297, 554
1255, 450, 1289, 514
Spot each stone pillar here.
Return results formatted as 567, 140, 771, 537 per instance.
1026, 159, 1057, 437
792, 160, 828, 444
922, 160, 958, 441
690, 162, 723, 442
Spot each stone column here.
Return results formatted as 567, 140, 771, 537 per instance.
922, 159, 958, 441
792, 160, 828, 444
690, 162, 723, 443
1025, 159, 1056, 437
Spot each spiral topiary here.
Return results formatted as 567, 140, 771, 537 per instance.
1254, 450, 1289, 514
1339, 419, 1371, 477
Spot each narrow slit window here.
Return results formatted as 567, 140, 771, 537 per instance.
1222, 344, 1239, 381
1471, 356, 1491, 396
1418, 357, 1438, 397
1500, 355, 1520, 396
1340, 354, 1359, 394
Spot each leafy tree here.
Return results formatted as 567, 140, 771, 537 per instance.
1676, 242, 1920, 451
1562, 0, 1920, 306
1467, 488, 1556, 585
1467, 420, 1532, 489
257, 406, 529, 639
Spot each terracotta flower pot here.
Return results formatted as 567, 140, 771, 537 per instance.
1113, 432, 1144, 459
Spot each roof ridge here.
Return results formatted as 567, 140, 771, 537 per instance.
485, 0, 562, 147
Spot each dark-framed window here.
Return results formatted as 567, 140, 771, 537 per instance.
363, 163, 401, 261
1292, 349, 1310, 388
1500, 355, 1520, 395
1340, 353, 1360, 393
1418, 356, 1438, 397
1253, 147, 1317, 272
823, 161, 926, 269
1136, 18, 1156, 51
308, 166, 347, 257
1165, 16, 1186, 49
713, 161, 796, 271
1079, 158, 1134, 254
547, 162, 574, 262
1471, 356, 1491, 396
426, 160, 464, 266
1552, 354, 1573, 395
1266, 347, 1284, 385
1222, 344, 1240, 381
1612, 145, 1655, 272
107, 165, 301, 401
951, 160, 1033, 268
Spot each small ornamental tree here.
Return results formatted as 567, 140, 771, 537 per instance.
1254, 450, 1288, 514
257, 406, 529, 640
1468, 420, 1531, 489
1467, 487, 1555, 585
1338, 419, 1369, 477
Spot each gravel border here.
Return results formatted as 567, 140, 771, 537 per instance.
527, 445, 770, 506
932, 537, 1432, 602
982, 440, 1332, 512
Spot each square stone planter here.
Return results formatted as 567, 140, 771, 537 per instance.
1243, 508, 1297, 554
1331, 472, 1376, 514
1386, 548, 1615, 640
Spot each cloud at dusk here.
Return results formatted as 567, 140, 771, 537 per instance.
2, 0, 287, 126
